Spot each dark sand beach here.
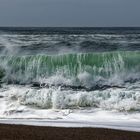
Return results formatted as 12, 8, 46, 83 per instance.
0, 124, 140, 140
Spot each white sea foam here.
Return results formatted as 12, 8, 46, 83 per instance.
0, 82, 139, 113
1, 84, 140, 131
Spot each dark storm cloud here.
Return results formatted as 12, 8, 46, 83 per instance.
0, 0, 140, 27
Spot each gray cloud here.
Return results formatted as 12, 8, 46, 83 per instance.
0, 0, 140, 27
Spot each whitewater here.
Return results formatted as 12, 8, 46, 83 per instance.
0, 27, 140, 131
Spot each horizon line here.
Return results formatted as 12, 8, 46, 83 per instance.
0, 26, 140, 28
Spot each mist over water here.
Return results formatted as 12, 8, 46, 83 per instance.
0, 27, 140, 119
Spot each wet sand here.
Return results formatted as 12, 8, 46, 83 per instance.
0, 124, 140, 140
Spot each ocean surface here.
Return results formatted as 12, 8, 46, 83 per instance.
0, 27, 140, 130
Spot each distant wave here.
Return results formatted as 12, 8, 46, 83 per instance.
0, 33, 140, 55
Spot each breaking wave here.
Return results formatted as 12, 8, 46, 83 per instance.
0, 51, 139, 90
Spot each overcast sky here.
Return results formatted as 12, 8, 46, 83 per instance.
0, 0, 140, 27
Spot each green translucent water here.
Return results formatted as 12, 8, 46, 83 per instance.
0, 51, 139, 84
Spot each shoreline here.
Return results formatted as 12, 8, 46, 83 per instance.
0, 124, 140, 140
